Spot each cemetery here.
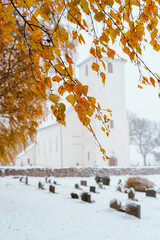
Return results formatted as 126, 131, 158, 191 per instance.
0, 173, 160, 240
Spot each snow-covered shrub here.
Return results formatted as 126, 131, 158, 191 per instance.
125, 177, 154, 192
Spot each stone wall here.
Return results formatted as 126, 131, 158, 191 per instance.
0, 166, 160, 177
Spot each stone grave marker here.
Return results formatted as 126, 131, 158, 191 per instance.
80, 180, 87, 186
48, 179, 51, 184
110, 199, 125, 212
71, 193, 79, 199
90, 186, 96, 193
49, 185, 55, 193
81, 192, 91, 203
75, 184, 80, 189
25, 177, 28, 185
19, 177, 23, 182
95, 175, 110, 186
116, 179, 123, 192
146, 189, 156, 198
128, 187, 135, 200
103, 177, 110, 186
45, 177, 48, 183
125, 202, 141, 219
38, 182, 45, 190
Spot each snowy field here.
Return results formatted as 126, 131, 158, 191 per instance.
0, 175, 160, 240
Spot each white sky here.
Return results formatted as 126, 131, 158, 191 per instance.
76, 36, 160, 122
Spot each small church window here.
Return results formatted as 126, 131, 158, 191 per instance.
108, 62, 113, 73
88, 152, 90, 161
44, 140, 46, 153
55, 137, 58, 152
50, 138, 52, 153
110, 120, 114, 128
85, 64, 88, 76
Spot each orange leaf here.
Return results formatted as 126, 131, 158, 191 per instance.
52, 76, 62, 82
150, 77, 155, 87
100, 72, 106, 85
66, 54, 73, 64
91, 62, 100, 72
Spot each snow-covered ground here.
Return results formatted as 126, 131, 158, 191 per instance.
0, 175, 160, 240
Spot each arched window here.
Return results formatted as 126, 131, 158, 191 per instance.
85, 64, 88, 76
108, 62, 113, 73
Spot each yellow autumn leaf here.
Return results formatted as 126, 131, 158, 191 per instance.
44, 61, 51, 72
100, 147, 105, 154
100, 72, 106, 85
66, 94, 76, 106
52, 76, 62, 82
80, 0, 89, 15
59, 103, 66, 112
58, 85, 66, 96
83, 85, 88, 95
138, 85, 143, 89
49, 94, 59, 103
101, 127, 105, 132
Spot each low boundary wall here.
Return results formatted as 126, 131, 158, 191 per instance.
0, 166, 160, 177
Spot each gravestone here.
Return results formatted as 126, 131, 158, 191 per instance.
71, 193, 79, 199
90, 186, 96, 193
81, 192, 91, 203
116, 185, 122, 192
116, 179, 123, 192
45, 177, 48, 183
95, 175, 110, 186
49, 185, 55, 193
38, 182, 45, 190
25, 177, 28, 185
75, 184, 80, 189
80, 180, 87, 186
110, 199, 123, 211
19, 177, 23, 182
125, 202, 141, 219
103, 177, 110, 186
146, 189, 156, 198
128, 187, 135, 200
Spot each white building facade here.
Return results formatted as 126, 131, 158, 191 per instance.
15, 57, 130, 167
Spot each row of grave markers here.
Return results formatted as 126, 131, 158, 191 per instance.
18, 176, 158, 218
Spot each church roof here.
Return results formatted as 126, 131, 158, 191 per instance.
77, 54, 127, 67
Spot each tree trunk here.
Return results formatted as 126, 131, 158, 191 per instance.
143, 155, 147, 166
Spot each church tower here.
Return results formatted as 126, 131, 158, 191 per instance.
78, 56, 130, 166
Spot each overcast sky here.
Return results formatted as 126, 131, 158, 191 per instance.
77, 37, 160, 122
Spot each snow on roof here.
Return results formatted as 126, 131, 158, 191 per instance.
15, 143, 35, 159
77, 54, 127, 67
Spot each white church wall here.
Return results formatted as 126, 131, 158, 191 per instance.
14, 144, 36, 166
35, 123, 62, 167
61, 109, 84, 167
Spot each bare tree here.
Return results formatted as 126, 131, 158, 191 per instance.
128, 112, 160, 166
